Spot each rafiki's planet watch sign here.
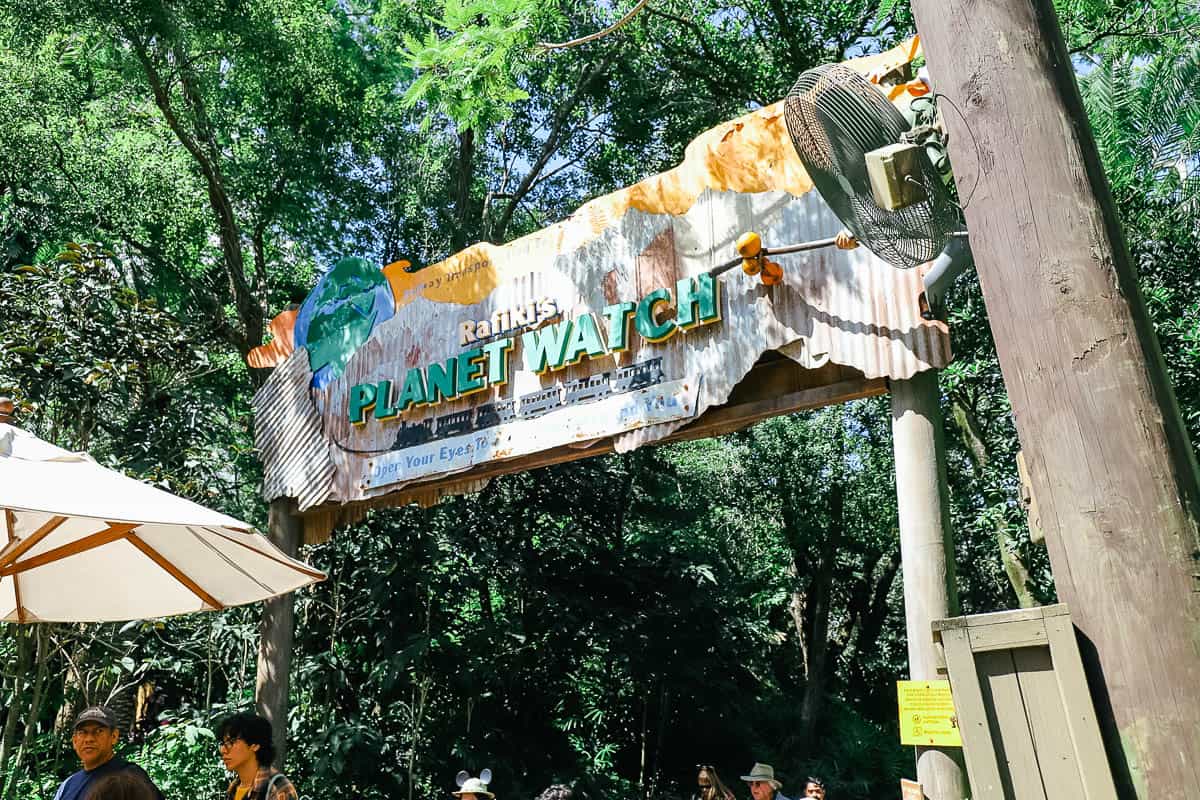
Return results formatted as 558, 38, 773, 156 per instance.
347, 273, 719, 427
248, 36, 949, 520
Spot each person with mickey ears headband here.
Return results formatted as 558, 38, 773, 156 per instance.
452, 768, 495, 800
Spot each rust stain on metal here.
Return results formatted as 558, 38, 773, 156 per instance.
252, 39, 943, 543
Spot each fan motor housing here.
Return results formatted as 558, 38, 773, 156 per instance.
865, 142, 928, 211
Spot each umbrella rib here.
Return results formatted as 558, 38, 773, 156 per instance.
4, 509, 25, 624
0, 514, 69, 570
127, 533, 225, 611
201, 527, 326, 581
0, 521, 135, 578
187, 527, 275, 595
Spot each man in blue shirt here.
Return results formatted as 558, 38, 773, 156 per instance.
52, 706, 164, 800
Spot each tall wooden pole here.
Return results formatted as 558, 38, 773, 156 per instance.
891, 371, 968, 800
256, 497, 302, 768
908, 2, 1200, 797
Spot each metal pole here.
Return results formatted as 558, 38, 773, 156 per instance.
891, 370, 968, 800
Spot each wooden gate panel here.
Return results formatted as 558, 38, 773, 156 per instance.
934, 605, 1119, 800
1013, 647, 1087, 797
976, 649, 1047, 800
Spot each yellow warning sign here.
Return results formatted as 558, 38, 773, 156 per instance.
897, 680, 962, 747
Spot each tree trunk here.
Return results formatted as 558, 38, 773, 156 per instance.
797, 480, 842, 746
452, 128, 475, 252
846, 547, 902, 688
6, 627, 49, 799
255, 498, 302, 768
949, 399, 1039, 607
0, 629, 30, 785
910, 3, 1200, 796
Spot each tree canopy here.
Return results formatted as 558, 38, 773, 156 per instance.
1, 1, 1197, 798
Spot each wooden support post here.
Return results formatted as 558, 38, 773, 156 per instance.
908, 2, 1200, 797
891, 371, 968, 800
255, 497, 302, 768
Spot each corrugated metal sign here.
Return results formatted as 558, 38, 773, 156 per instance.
364, 376, 700, 490
252, 39, 949, 526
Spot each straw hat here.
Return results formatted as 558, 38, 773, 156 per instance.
740, 763, 782, 790
453, 770, 495, 799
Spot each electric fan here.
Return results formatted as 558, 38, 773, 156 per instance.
716, 62, 972, 311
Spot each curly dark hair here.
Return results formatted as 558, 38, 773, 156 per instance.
83, 772, 158, 800
215, 711, 277, 767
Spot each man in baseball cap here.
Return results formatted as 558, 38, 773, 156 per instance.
52, 705, 164, 800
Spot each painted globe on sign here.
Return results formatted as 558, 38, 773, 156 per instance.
294, 257, 396, 389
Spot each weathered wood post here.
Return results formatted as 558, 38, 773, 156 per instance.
908, 2, 1200, 796
891, 370, 968, 800
255, 497, 302, 767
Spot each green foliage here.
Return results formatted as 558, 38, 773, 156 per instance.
398, 0, 552, 131
138, 718, 224, 800
1079, 48, 1200, 440
0, 1, 1197, 798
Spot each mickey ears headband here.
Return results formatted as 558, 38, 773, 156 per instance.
456, 769, 494, 787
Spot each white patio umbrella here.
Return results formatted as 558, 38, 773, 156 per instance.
0, 422, 324, 623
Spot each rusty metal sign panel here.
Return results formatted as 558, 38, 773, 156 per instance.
251, 39, 948, 522
364, 376, 700, 490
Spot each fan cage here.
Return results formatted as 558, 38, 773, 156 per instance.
784, 63, 962, 270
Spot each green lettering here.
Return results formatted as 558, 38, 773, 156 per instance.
601, 302, 635, 351
374, 380, 399, 420
521, 318, 574, 373
426, 357, 458, 404
562, 313, 608, 365
348, 382, 377, 425
635, 288, 676, 342
675, 273, 720, 328
457, 348, 486, 395
397, 367, 429, 411
482, 337, 514, 385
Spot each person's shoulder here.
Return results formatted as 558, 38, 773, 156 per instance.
265, 769, 298, 799
268, 768, 296, 787
114, 758, 166, 797
113, 757, 147, 777
58, 768, 86, 783
55, 770, 86, 793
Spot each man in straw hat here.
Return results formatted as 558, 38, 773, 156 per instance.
452, 769, 495, 800
740, 763, 792, 800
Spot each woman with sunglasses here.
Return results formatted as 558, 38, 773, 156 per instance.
694, 765, 735, 800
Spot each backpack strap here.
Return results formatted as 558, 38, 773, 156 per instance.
264, 773, 284, 799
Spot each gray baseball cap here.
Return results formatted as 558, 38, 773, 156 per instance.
73, 706, 117, 730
